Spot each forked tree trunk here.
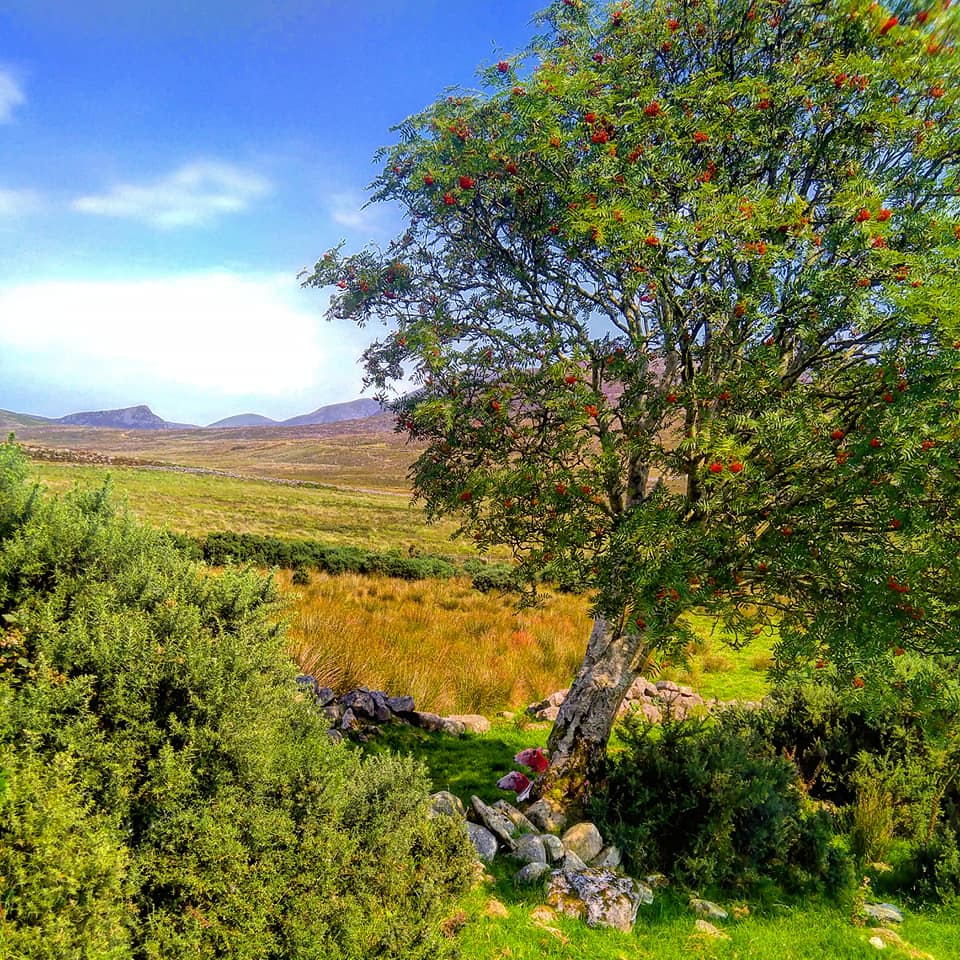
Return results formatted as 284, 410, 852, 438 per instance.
529, 616, 642, 811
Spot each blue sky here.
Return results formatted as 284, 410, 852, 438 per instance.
0, 0, 541, 424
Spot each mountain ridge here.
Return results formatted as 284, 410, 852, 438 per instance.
1, 398, 386, 431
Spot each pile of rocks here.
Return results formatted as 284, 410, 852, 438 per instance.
295, 677, 491, 740
527, 677, 761, 723
430, 790, 659, 932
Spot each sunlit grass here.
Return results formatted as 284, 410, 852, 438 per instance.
280, 571, 776, 715
281, 570, 589, 715
33, 460, 777, 712
30, 461, 487, 558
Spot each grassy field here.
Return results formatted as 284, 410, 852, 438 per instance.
281, 569, 774, 715
457, 884, 960, 960
18, 436, 960, 958
31, 458, 775, 715
29, 460, 483, 558
17, 414, 417, 491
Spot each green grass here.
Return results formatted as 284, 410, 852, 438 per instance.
361, 722, 551, 805
456, 883, 960, 960
360, 723, 960, 960
29, 461, 488, 559
671, 613, 777, 703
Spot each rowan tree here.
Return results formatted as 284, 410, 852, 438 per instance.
304, 0, 960, 803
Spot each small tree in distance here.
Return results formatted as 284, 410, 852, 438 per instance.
304, 0, 960, 805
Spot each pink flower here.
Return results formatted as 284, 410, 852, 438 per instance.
497, 771, 532, 798
515, 746, 550, 773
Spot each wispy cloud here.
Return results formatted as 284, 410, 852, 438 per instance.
0, 69, 25, 122
0, 187, 41, 217
327, 190, 396, 238
72, 161, 272, 228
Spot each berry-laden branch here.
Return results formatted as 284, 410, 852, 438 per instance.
303, 0, 960, 802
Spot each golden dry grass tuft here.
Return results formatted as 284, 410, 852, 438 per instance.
280, 572, 777, 715
280, 570, 591, 716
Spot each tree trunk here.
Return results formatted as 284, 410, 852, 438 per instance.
530, 616, 643, 811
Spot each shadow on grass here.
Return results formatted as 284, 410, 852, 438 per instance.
357, 721, 550, 805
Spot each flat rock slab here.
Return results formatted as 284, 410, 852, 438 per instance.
492, 799, 538, 834
690, 898, 728, 921
865, 903, 904, 924
470, 795, 517, 849
445, 713, 491, 734
466, 822, 498, 863
409, 711, 445, 732
546, 867, 651, 932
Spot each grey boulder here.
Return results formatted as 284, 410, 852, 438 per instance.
429, 791, 465, 819
690, 898, 728, 921
546, 867, 651, 932
865, 903, 904, 924
561, 822, 604, 864
514, 861, 552, 887
510, 834, 547, 865
466, 822, 498, 863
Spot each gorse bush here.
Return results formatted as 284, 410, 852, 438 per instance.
751, 680, 960, 901
594, 710, 852, 897
0, 439, 474, 958
195, 529, 460, 580
171, 530, 566, 595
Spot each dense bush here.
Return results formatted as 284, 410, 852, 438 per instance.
594, 710, 852, 897
750, 680, 960, 901
0, 439, 474, 958
595, 678, 960, 903
468, 563, 523, 594
192, 530, 459, 581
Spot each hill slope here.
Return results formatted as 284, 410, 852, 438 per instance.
207, 413, 280, 428
0, 409, 54, 430
281, 398, 382, 426
55, 405, 195, 430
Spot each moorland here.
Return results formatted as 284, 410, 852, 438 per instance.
2, 419, 958, 959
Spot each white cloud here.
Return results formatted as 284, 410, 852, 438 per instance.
0, 187, 41, 217
0, 272, 369, 414
0, 69, 24, 123
72, 161, 271, 228
327, 190, 396, 237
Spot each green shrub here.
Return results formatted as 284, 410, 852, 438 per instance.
470, 564, 522, 593
594, 710, 852, 897
193, 531, 458, 582
0, 742, 131, 959
0, 438, 474, 958
746, 680, 960, 899
904, 824, 960, 904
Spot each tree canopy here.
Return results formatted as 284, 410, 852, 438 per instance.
304, 0, 960, 793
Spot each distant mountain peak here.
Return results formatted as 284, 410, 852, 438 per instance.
280, 398, 383, 427
55, 405, 187, 430
3, 397, 385, 432
205, 398, 384, 428
207, 413, 279, 428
